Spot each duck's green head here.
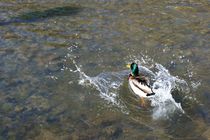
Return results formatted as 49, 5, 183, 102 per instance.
127, 63, 139, 77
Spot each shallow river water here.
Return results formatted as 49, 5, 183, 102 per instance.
0, 0, 209, 140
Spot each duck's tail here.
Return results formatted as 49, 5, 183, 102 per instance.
146, 92, 155, 96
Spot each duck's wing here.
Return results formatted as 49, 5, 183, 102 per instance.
129, 79, 147, 98
132, 79, 153, 94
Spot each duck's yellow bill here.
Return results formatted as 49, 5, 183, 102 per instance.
126, 64, 130, 68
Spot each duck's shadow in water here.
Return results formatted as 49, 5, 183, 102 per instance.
0, 5, 82, 26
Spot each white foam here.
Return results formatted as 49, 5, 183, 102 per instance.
72, 61, 188, 119
64, 47, 189, 119
125, 59, 188, 119
72, 60, 129, 114
149, 64, 186, 119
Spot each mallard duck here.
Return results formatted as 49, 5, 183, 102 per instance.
127, 63, 155, 105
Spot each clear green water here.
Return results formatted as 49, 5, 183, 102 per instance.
0, 0, 209, 139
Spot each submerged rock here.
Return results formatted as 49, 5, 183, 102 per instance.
34, 129, 59, 140
1, 103, 13, 113
26, 95, 50, 111
202, 128, 210, 140
102, 126, 123, 139
80, 33, 92, 40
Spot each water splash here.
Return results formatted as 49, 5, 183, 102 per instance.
69, 60, 188, 119
63, 45, 189, 119
126, 56, 189, 119
150, 64, 187, 120
70, 58, 129, 114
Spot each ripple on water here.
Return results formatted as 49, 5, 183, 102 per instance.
62, 46, 189, 120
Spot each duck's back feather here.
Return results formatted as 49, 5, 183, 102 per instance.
129, 78, 154, 98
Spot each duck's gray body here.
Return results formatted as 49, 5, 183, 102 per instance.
128, 78, 154, 98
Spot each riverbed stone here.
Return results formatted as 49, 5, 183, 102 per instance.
1, 103, 13, 113
80, 33, 92, 40
26, 95, 50, 111
202, 128, 210, 139
34, 129, 59, 140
